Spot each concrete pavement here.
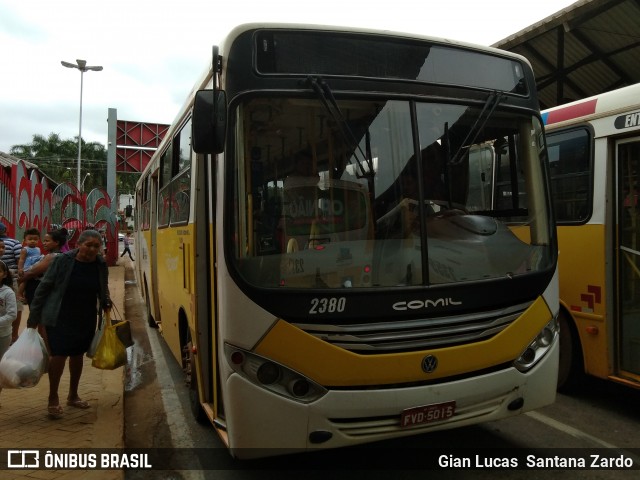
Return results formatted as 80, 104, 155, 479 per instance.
0, 259, 130, 480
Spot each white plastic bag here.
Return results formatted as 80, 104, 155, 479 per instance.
86, 315, 105, 359
0, 328, 49, 388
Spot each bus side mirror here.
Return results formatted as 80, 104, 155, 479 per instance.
193, 89, 227, 154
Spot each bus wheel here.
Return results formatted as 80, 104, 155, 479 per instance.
184, 340, 208, 424
557, 312, 584, 392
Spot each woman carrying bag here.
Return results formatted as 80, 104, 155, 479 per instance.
26, 230, 112, 419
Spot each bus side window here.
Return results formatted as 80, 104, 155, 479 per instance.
547, 128, 591, 223
158, 146, 173, 228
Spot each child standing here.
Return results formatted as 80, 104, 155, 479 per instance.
17, 228, 42, 303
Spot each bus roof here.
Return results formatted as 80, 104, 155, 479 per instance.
542, 82, 640, 127
155, 23, 537, 172
222, 22, 528, 61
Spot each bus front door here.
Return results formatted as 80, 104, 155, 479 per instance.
617, 138, 640, 378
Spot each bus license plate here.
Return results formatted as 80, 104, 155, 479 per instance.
400, 401, 456, 428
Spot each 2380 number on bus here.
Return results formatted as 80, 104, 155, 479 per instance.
309, 297, 346, 314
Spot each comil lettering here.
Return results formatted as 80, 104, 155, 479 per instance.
393, 298, 462, 311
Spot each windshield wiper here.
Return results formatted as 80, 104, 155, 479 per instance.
449, 90, 503, 166
306, 76, 374, 180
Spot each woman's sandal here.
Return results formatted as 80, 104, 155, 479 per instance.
48, 405, 64, 419
66, 398, 90, 409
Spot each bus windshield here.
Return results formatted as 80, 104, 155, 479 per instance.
232, 96, 552, 289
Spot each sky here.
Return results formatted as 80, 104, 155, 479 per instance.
0, 0, 578, 155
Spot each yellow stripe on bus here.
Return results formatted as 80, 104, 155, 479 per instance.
255, 296, 552, 386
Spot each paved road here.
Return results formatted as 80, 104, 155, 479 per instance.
122, 264, 640, 478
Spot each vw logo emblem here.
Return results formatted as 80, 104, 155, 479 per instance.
421, 355, 438, 373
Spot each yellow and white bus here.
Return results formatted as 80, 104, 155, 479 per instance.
543, 83, 640, 390
135, 23, 559, 457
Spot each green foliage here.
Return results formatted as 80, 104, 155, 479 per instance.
9, 133, 140, 194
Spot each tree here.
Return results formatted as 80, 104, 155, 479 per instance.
11, 133, 109, 192
10, 132, 141, 196
10, 133, 75, 159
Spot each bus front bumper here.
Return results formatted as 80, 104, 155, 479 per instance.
224, 338, 558, 458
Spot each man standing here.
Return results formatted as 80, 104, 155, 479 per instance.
120, 232, 134, 261
0, 222, 23, 343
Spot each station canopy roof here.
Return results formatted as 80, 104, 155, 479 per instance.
493, 0, 640, 109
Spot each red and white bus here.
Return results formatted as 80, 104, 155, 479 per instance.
543, 83, 640, 390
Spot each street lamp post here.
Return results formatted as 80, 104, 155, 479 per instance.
80, 172, 91, 225
61, 59, 103, 193
81, 172, 91, 192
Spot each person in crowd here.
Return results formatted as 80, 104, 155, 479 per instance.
0, 260, 17, 378
19, 228, 67, 305
26, 230, 112, 419
120, 232, 134, 261
59, 228, 71, 253
100, 228, 108, 257
0, 258, 17, 405
0, 223, 23, 343
16, 228, 42, 303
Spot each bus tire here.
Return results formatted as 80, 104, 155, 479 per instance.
557, 311, 585, 392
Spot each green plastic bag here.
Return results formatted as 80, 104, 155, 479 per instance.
91, 321, 128, 370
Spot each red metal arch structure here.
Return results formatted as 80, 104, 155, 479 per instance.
0, 152, 115, 250
0, 153, 54, 239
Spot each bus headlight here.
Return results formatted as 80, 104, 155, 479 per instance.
513, 317, 559, 372
256, 362, 281, 385
224, 344, 327, 403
